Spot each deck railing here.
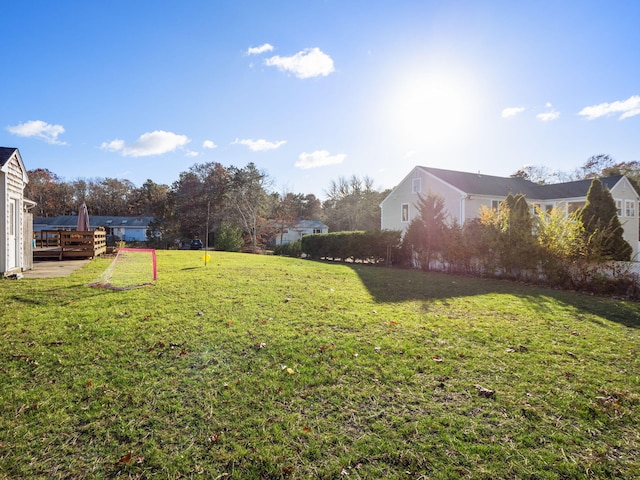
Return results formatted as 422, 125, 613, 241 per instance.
33, 229, 107, 259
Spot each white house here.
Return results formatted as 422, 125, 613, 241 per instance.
1, 147, 34, 276
274, 219, 329, 245
380, 166, 640, 259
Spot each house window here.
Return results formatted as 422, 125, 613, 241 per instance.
313, 229, 322, 234
625, 200, 636, 217
568, 201, 585, 214
616, 199, 622, 216
401, 203, 409, 222
412, 178, 421, 194
491, 200, 500, 210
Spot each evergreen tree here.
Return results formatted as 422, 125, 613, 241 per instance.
403, 192, 448, 270
578, 178, 632, 261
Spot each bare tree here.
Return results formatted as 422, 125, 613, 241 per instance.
323, 175, 384, 231
225, 163, 273, 250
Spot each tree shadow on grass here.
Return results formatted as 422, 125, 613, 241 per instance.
347, 264, 640, 329
7, 282, 136, 308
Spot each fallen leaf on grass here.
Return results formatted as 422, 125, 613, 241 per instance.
116, 452, 143, 464
118, 452, 132, 463
433, 356, 443, 363
209, 433, 221, 444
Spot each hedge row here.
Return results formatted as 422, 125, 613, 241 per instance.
301, 230, 401, 264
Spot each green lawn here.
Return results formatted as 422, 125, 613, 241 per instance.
1, 251, 639, 479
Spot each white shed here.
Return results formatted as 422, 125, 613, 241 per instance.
1, 147, 33, 276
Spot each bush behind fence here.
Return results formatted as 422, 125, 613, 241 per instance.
292, 229, 640, 300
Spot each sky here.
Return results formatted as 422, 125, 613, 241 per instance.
2, 1, 639, 200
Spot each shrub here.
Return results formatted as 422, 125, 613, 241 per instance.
301, 230, 401, 264
215, 222, 244, 252
273, 240, 302, 257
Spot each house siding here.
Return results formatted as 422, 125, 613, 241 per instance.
608, 178, 640, 258
381, 166, 640, 261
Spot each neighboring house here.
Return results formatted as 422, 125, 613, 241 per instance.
380, 166, 640, 259
274, 219, 329, 245
34, 215, 154, 242
1, 147, 35, 276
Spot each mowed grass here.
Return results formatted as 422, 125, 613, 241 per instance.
1, 251, 639, 479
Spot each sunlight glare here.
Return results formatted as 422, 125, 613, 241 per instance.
388, 70, 477, 150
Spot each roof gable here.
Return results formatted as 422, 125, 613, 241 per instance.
0, 147, 18, 166
0, 147, 29, 183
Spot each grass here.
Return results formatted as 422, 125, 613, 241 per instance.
1, 250, 639, 479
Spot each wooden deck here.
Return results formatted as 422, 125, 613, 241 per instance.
33, 230, 107, 260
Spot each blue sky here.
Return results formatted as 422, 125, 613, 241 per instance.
2, 1, 639, 199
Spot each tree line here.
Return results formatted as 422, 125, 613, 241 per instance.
25, 153, 639, 253
25, 162, 389, 249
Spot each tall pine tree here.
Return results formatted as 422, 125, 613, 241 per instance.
403, 192, 448, 270
578, 178, 632, 261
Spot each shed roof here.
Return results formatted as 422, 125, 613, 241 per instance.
0, 147, 18, 167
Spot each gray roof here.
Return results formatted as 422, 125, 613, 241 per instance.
35, 215, 154, 228
294, 219, 328, 230
0, 147, 18, 167
420, 166, 625, 200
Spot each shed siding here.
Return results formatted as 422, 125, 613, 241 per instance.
2, 153, 28, 274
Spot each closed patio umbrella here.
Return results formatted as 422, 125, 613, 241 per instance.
77, 202, 90, 231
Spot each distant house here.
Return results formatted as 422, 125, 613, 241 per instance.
274, 219, 329, 245
1, 147, 35, 276
380, 166, 640, 259
34, 215, 154, 242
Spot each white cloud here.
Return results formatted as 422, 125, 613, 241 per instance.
6, 120, 67, 145
536, 103, 560, 122
185, 150, 199, 157
247, 43, 274, 55
233, 138, 286, 152
265, 48, 335, 79
578, 95, 640, 120
501, 106, 525, 118
101, 130, 190, 157
536, 111, 560, 122
202, 140, 217, 149
295, 150, 346, 169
